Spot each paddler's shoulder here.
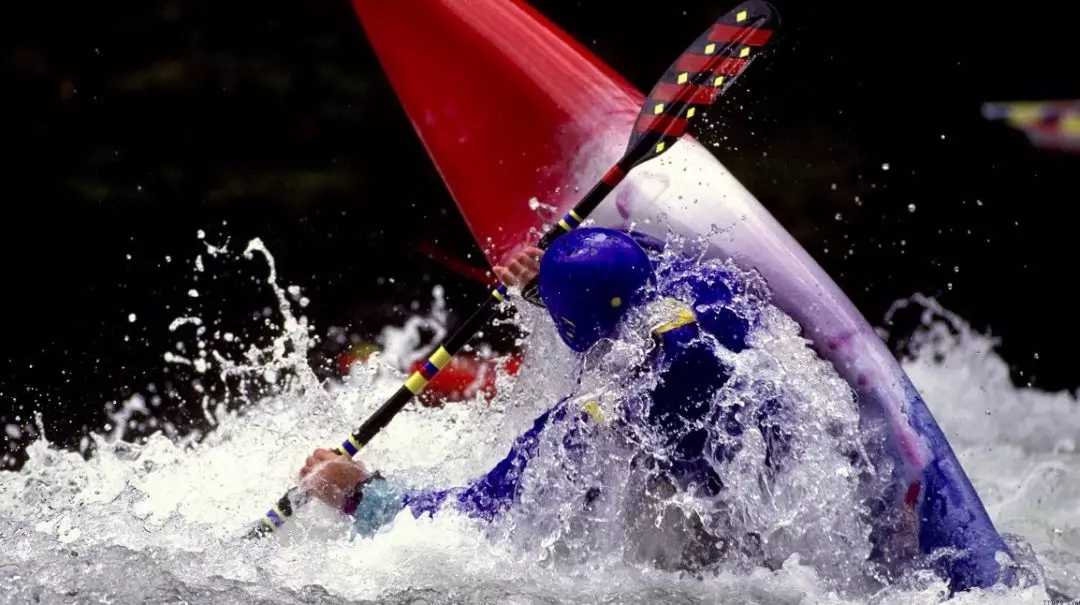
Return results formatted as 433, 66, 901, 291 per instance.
647, 296, 698, 336
635, 296, 701, 352
654, 257, 756, 354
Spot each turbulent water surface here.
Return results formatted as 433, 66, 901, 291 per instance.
1, 238, 1077, 605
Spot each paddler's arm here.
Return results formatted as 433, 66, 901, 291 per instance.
299, 402, 563, 535
402, 403, 558, 520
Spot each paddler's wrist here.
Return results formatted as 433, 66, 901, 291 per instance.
344, 472, 405, 537
341, 471, 384, 516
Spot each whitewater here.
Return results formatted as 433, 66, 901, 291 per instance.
1, 236, 1077, 605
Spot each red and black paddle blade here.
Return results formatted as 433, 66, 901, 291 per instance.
625, 0, 779, 167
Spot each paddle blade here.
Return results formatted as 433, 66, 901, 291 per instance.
626, 0, 779, 166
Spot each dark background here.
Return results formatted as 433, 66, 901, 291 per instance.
6, 0, 1078, 466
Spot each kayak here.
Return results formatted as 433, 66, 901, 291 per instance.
349, 0, 1014, 593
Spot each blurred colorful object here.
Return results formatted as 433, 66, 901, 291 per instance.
337, 340, 523, 406
982, 100, 1080, 153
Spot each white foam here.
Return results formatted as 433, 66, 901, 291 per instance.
895, 294, 1080, 597
0, 240, 1072, 604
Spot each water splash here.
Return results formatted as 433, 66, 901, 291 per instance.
893, 294, 1080, 598
0, 239, 1072, 604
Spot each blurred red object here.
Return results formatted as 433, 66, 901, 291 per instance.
338, 342, 523, 405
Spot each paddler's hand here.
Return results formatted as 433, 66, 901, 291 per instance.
493, 246, 543, 287
298, 448, 370, 511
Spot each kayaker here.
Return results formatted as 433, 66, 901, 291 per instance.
298, 227, 788, 566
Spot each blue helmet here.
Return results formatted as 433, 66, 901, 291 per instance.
538, 228, 655, 352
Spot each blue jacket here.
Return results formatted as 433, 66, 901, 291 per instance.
349, 234, 783, 536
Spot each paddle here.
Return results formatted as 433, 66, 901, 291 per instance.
245, 0, 779, 539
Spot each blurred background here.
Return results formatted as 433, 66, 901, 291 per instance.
6, 0, 1079, 466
